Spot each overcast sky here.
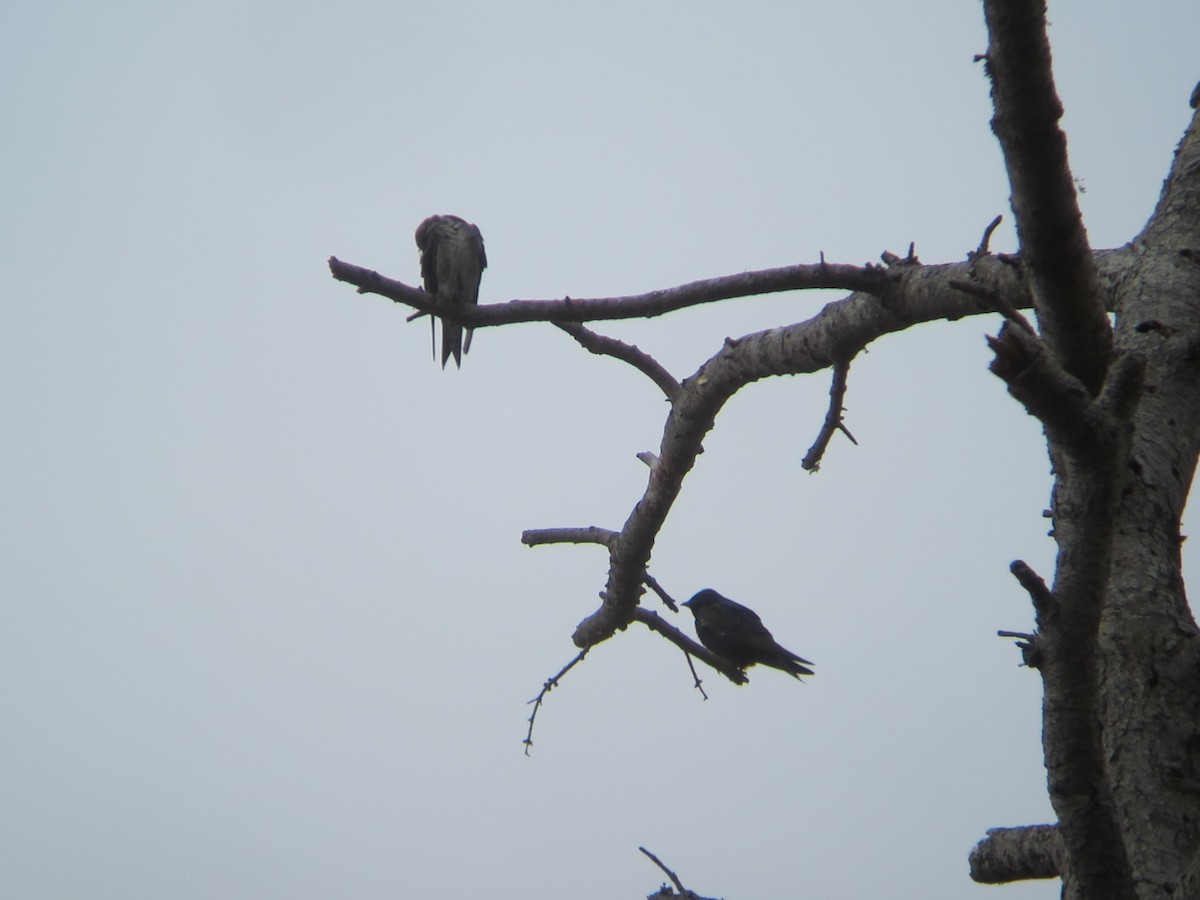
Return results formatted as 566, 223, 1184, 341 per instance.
4, 2, 1199, 898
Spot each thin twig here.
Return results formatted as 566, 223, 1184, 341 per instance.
971, 214, 1005, 258
642, 573, 678, 612
523, 649, 588, 756
682, 650, 709, 701
554, 321, 681, 400
801, 357, 857, 471
639, 847, 688, 895
950, 278, 1037, 334
998, 630, 1036, 641
998, 628, 1042, 668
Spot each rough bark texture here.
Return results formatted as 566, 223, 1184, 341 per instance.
970, 825, 1064, 883
1095, 106, 1200, 897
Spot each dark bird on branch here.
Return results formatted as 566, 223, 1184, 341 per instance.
683, 589, 814, 680
414, 214, 487, 368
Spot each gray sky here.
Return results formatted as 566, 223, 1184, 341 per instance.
3, 2, 1198, 898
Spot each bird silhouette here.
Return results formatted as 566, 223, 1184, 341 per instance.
683, 589, 814, 679
414, 214, 487, 368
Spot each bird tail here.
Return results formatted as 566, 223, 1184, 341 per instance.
441, 320, 463, 368
784, 654, 815, 678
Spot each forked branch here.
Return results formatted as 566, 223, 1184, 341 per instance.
571, 253, 1042, 648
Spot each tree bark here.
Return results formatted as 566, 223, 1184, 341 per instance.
1094, 105, 1200, 896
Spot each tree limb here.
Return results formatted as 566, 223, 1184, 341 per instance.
970, 824, 1063, 883
553, 321, 681, 400
640, 847, 718, 900
982, 0, 1112, 394
521, 526, 616, 548
569, 253, 1043, 648
565, 250, 1130, 649
328, 256, 893, 326
987, 323, 1105, 459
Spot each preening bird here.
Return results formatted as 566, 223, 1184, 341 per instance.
683, 589, 814, 679
414, 214, 487, 368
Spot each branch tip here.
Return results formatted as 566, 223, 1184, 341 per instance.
523, 649, 588, 755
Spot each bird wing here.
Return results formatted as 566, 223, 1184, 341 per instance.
414, 216, 441, 294
414, 218, 440, 359
697, 598, 813, 673
462, 221, 486, 355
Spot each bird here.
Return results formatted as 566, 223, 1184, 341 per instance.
682, 589, 814, 679
414, 214, 487, 368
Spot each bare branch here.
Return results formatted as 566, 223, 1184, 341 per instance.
516, 250, 1132, 655
997, 629, 1036, 641
632, 608, 748, 686
639, 847, 688, 895
639, 847, 720, 900
571, 253, 1044, 648
1010, 560, 1056, 616
332, 247, 1130, 343
554, 321, 681, 400
982, 0, 1111, 393
682, 649, 709, 701
801, 356, 857, 472
999, 628, 1044, 669
986, 323, 1113, 461
950, 277, 1036, 334
523, 649, 588, 756
521, 527, 616, 548
970, 824, 1063, 883
329, 255, 892, 327
970, 214, 1005, 258
642, 573, 679, 612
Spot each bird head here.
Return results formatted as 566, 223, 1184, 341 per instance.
682, 589, 723, 610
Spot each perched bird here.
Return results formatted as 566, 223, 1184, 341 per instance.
414, 214, 487, 368
683, 589, 814, 679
